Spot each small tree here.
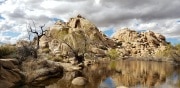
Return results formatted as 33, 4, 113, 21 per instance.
27, 21, 47, 58
62, 30, 89, 63
107, 48, 120, 60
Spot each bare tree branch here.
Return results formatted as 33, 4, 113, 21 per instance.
27, 20, 47, 58
60, 30, 89, 63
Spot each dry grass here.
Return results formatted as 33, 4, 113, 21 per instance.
41, 48, 50, 53
47, 55, 63, 62
0, 44, 17, 58
155, 44, 180, 61
175, 44, 180, 56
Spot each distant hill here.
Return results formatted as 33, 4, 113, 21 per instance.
0, 42, 5, 45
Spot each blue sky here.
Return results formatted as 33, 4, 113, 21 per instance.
167, 38, 180, 45
2, 31, 20, 37
0, 0, 180, 44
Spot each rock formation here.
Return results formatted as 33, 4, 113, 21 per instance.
39, 15, 173, 61
21, 59, 63, 84
39, 15, 115, 60
71, 77, 87, 86
112, 28, 170, 59
0, 59, 24, 88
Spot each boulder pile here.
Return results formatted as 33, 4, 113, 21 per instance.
112, 28, 169, 58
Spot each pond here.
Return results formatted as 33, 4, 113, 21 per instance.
24, 60, 180, 88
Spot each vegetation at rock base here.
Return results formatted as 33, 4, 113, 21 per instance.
107, 49, 120, 60
155, 44, 180, 61
175, 44, 180, 55
0, 44, 16, 58
41, 48, 50, 53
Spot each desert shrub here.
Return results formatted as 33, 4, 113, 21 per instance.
0, 44, 16, 58
107, 49, 120, 60
175, 44, 180, 55
155, 45, 177, 60
16, 45, 37, 62
174, 44, 180, 61
41, 48, 50, 53
47, 55, 63, 62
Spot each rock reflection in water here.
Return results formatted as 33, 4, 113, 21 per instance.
45, 60, 179, 88
110, 60, 179, 88
46, 62, 112, 88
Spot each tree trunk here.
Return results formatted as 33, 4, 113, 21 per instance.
75, 54, 84, 63
37, 37, 40, 50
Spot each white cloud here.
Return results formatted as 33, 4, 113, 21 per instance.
0, 0, 180, 44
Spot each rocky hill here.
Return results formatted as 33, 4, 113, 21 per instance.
39, 15, 115, 59
38, 15, 174, 61
112, 28, 170, 59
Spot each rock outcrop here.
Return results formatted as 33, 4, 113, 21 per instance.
21, 59, 63, 84
39, 15, 115, 59
39, 15, 173, 61
112, 28, 170, 58
0, 59, 24, 88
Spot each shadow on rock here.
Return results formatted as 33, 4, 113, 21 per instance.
21, 59, 64, 86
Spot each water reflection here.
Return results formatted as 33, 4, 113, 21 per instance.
109, 60, 180, 88
41, 60, 180, 88
99, 77, 116, 88
46, 62, 112, 88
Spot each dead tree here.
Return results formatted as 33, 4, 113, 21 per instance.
27, 21, 47, 58
62, 30, 89, 63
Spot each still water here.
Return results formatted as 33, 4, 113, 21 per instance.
30, 60, 180, 88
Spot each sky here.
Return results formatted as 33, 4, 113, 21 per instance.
0, 0, 180, 44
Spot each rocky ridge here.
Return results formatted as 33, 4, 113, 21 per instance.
112, 28, 170, 59
39, 15, 173, 61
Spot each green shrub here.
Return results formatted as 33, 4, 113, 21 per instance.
155, 45, 177, 59
175, 44, 180, 54
41, 48, 50, 53
0, 45, 16, 58
109, 60, 116, 70
107, 49, 120, 60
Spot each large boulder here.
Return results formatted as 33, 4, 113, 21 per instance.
112, 29, 139, 42
91, 47, 106, 56
0, 59, 24, 88
39, 35, 49, 49
21, 59, 63, 84
67, 15, 115, 48
71, 77, 87, 86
